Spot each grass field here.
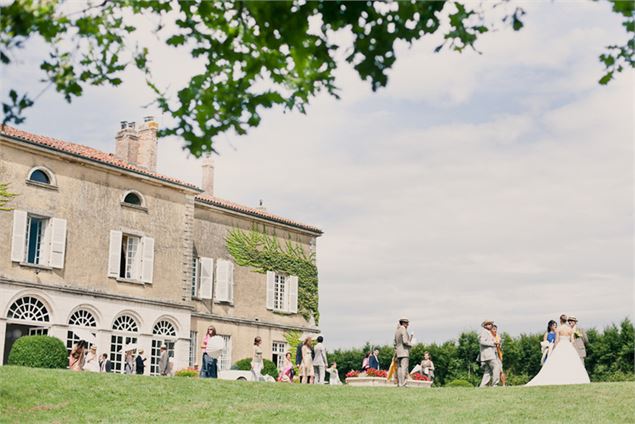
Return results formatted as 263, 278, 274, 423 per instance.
0, 366, 633, 423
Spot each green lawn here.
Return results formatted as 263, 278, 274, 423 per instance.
0, 366, 633, 423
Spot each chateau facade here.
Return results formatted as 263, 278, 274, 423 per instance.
0, 119, 321, 373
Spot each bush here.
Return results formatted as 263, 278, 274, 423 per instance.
8, 335, 67, 369
445, 379, 473, 388
505, 373, 530, 386
175, 368, 198, 377
233, 358, 279, 379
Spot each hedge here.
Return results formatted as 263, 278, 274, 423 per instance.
8, 335, 68, 369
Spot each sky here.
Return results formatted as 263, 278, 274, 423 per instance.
2, 1, 633, 349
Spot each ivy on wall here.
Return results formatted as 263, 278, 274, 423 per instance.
226, 228, 319, 324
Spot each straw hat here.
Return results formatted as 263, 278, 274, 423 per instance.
481, 319, 495, 327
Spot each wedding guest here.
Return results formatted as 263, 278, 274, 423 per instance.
84, 345, 100, 372
251, 336, 265, 381
361, 352, 370, 371
300, 336, 315, 384
99, 353, 113, 372
420, 351, 435, 381
478, 320, 500, 387
69, 341, 86, 371
200, 326, 218, 378
568, 316, 588, 363
541, 320, 558, 365
135, 348, 146, 375
167, 355, 175, 376
124, 350, 135, 374
369, 348, 380, 370
559, 314, 568, 327
491, 324, 506, 386
327, 362, 341, 385
394, 317, 413, 387
278, 352, 294, 383
158, 345, 169, 376
313, 336, 328, 384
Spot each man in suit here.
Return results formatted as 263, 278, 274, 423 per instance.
479, 320, 501, 387
99, 353, 112, 372
394, 317, 413, 387
568, 316, 588, 363
313, 336, 328, 384
135, 348, 146, 375
369, 348, 380, 370
158, 345, 169, 376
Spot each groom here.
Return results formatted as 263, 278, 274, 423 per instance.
479, 320, 501, 387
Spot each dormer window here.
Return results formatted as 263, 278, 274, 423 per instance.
26, 166, 56, 189
121, 190, 146, 210
29, 170, 50, 184
124, 192, 142, 205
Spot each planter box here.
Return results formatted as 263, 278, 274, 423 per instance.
345, 376, 432, 388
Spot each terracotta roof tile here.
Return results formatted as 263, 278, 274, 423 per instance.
1, 124, 199, 190
196, 194, 323, 234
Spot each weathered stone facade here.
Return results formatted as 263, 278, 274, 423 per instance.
0, 124, 321, 373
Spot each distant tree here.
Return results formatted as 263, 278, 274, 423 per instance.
1, 1, 632, 155
0, 182, 17, 211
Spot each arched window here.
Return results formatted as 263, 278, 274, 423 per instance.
29, 170, 50, 184
150, 320, 176, 375
123, 192, 142, 206
67, 309, 97, 353
7, 296, 50, 322
110, 314, 139, 373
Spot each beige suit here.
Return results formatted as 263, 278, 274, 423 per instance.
478, 328, 501, 387
394, 325, 412, 387
573, 328, 588, 361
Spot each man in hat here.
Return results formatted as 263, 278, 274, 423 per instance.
393, 317, 413, 387
568, 316, 588, 363
478, 320, 501, 387
158, 344, 169, 376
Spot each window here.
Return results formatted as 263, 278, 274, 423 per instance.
218, 335, 232, 371
29, 327, 48, 336
7, 296, 50, 322
214, 259, 234, 303
191, 254, 199, 297
67, 309, 97, 354
110, 315, 139, 373
189, 331, 198, 367
272, 341, 287, 370
108, 231, 154, 283
266, 272, 298, 313
29, 169, 50, 184
123, 192, 142, 206
150, 320, 177, 375
11, 210, 67, 269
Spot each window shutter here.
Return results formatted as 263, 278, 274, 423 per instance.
266, 271, 275, 310
140, 237, 154, 283
227, 261, 235, 303
108, 230, 122, 277
287, 275, 298, 313
49, 218, 67, 269
199, 257, 214, 299
215, 259, 230, 302
10, 210, 27, 262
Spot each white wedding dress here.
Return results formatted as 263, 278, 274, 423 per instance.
526, 336, 590, 386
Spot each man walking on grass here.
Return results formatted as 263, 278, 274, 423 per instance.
394, 317, 413, 387
479, 320, 501, 387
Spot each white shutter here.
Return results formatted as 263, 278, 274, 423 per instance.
38, 220, 51, 266
266, 271, 275, 310
227, 261, 235, 303
11, 210, 27, 262
140, 236, 154, 283
107, 230, 122, 277
199, 257, 214, 299
48, 218, 67, 269
287, 275, 298, 313
215, 259, 230, 302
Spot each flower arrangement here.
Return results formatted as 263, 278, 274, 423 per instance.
346, 370, 360, 378
411, 372, 430, 381
366, 368, 388, 378
175, 368, 199, 378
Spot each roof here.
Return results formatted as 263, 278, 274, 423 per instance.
1, 124, 322, 235
0, 124, 200, 190
196, 194, 323, 235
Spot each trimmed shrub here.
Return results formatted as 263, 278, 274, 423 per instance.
175, 368, 199, 378
8, 335, 67, 369
445, 379, 473, 388
233, 358, 279, 379
506, 373, 530, 386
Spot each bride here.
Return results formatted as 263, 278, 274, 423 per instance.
526, 318, 590, 386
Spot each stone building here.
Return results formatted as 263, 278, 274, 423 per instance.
0, 119, 322, 373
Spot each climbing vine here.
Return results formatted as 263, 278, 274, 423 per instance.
226, 228, 319, 323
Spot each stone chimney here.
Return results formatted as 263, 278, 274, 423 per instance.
114, 116, 158, 171
201, 154, 215, 195
256, 199, 267, 212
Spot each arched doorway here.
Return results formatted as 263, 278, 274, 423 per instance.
66, 308, 97, 354
3, 296, 51, 364
150, 320, 176, 375
109, 314, 139, 373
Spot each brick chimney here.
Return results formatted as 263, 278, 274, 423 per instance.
201, 153, 214, 195
114, 116, 158, 171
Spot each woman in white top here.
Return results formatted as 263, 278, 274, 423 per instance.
251, 336, 264, 381
84, 345, 100, 372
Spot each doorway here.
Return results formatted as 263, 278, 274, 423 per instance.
3, 323, 48, 364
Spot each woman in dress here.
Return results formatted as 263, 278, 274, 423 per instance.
420, 351, 435, 381
251, 336, 264, 381
300, 336, 314, 384
540, 320, 558, 365
327, 361, 341, 385
278, 352, 294, 383
361, 352, 370, 371
84, 345, 100, 372
69, 341, 86, 371
526, 318, 590, 386
200, 326, 219, 378
123, 350, 135, 374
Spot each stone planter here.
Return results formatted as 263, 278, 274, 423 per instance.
345, 377, 432, 388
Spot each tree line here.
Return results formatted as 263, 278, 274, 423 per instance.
327, 318, 634, 386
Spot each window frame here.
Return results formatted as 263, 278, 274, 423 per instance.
26, 166, 57, 190
120, 190, 147, 211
